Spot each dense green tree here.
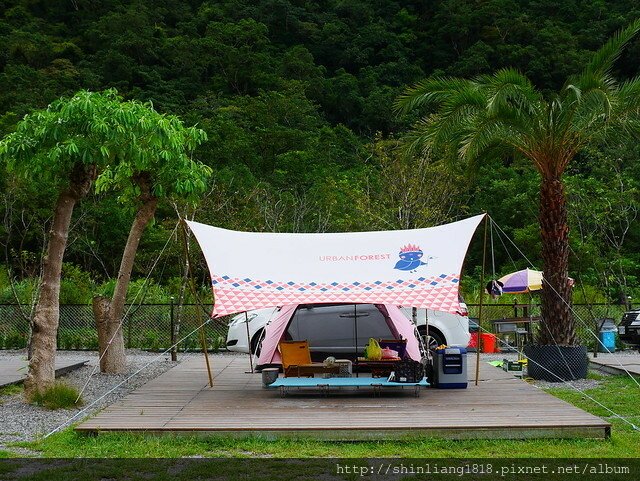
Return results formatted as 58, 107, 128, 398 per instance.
0, 90, 131, 394
2, 0, 640, 313
0, 89, 208, 391
91, 101, 209, 373
396, 20, 640, 348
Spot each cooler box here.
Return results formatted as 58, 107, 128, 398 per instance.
433, 347, 468, 389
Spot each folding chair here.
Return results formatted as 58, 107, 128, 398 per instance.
279, 340, 338, 377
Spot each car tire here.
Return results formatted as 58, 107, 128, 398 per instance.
251, 329, 291, 355
250, 329, 264, 356
418, 326, 446, 350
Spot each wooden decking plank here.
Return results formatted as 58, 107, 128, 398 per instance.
0, 358, 87, 387
75, 354, 610, 439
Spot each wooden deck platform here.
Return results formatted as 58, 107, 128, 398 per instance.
590, 352, 640, 376
0, 358, 88, 387
76, 354, 610, 439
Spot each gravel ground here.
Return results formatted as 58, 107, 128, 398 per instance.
0, 349, 183, 452
478, 348, 640, 390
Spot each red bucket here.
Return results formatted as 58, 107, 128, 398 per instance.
481, 333, 499, 353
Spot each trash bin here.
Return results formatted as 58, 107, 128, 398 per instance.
598, 319, 617, 353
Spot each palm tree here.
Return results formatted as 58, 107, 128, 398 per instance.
396, 20, 640, 347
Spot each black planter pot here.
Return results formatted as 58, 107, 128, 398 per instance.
524, 345, 588, 382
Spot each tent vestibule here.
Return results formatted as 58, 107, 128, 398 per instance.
256, 304, 421, 370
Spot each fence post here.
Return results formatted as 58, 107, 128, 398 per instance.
170, 297, 177, 361
126, 312, 132, 349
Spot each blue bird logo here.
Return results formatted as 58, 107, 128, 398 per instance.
394, 244, 428, 273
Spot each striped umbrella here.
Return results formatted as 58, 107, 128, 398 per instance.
498, 268, 543, 293
497, 268, 573, 294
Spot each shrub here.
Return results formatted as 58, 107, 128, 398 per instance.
59, 263, 95, 304
29, 382, 83, 410
142, 330, 164, 351
0, 276, 39, 304
0, 330, 27, 349
0, 384, 23, 396
97, 278, 171, 304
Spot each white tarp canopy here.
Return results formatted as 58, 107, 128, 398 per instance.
187, 214, 485, 317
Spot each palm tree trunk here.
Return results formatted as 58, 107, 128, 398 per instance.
24, 164, 96, 397
538, 176, 577, 346
94, 177, 157, 373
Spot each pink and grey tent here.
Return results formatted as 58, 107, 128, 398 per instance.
186, 215, 485, 380
256, 304, 422, 370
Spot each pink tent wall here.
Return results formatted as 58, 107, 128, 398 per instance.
257, 304, 421, 368
256, 305, 297, 366
377, 305, 421, 361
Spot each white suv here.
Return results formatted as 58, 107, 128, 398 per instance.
226, 302, 470, 355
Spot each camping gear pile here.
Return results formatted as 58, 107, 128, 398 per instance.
257, 304, 422, 370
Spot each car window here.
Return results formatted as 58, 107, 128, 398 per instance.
287, 304, 392, 353
354, 305, 394, 346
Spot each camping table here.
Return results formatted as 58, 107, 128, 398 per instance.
289, 365, 341, 377
355, 358, 401, 377
269, 376, 429, 397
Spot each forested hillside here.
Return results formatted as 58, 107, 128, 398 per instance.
2, 0, 640, 302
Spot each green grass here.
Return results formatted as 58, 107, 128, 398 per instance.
28, 382, 83, 410
586, 370, 608, 381
20, 428, 638, 459
544, 375, 640, 433
0, 384, 23, 396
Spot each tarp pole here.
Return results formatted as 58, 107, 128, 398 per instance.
425, 309, 430, 359
245, 311, 254, 373
354, 304, 359, 377
475, 214, 488, 386
199, 322, 214, 387
179, 217, 214, 387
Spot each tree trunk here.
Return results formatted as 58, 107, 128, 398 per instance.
95, 180, 158, 373
92, 295, 127, 373
24, 164, 97, 397
538, 176, 577, 346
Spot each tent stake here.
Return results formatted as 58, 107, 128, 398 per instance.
475, 214, 488, 386
245, 311, 254, 373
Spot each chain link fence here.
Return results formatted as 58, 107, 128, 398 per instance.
0, 302, 629, 351
0, 303, 229, 352
467, 302, 629, 350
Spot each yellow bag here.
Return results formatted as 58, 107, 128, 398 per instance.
364, 338, 382, 361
